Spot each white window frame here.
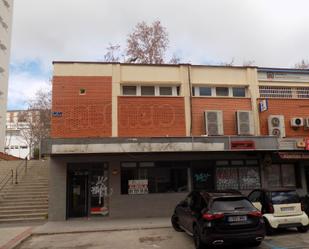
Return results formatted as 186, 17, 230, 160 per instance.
121, 85, 179, 97
193, 86, 247, 98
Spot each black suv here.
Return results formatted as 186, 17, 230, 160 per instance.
171, 190, 265, 249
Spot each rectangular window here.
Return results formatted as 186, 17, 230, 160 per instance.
199, 87, 212, 96
159, 86, 173, 96
122, 86, 137, 96
216, 160, 261, 191
259, 86, 293, 98
232, 87, 246, 97
266, 164, 296, 188
141, 86, 155, 96
121, 161, 189, 194
216, 87, 229, 96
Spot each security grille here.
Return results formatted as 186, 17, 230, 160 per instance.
259, 86, 309, 99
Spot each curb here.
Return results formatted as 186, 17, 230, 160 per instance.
0, 227, 32, 249
32, 225, 171, 236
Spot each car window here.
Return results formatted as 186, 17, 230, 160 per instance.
248, 191, 261, 202
193, 194, 207, 211
271, 191, 300, 204
211, 197, 255, 211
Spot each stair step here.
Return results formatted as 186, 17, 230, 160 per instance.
0, 208, 47, 215
0, 212, 47, 219
3, 192, 48, 195
0, 204, 48, 211
3, 194, 48, 199
0, 198, 48, 206
0, 216, 47, 223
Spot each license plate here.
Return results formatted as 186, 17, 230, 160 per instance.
281, 207, 294, 212
228, 216, 247, 222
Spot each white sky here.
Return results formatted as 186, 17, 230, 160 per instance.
7, 0, 309, 109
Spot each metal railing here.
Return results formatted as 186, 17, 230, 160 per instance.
14, 158, 28, 184
0, 157, 28, 195
0, 169, 14, 192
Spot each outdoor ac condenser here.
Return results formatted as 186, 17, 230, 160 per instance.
204, 110, 224, 136
236, 110, 254, 135
268, 115, 286, 137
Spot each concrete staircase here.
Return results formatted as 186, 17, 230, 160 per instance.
0, 160, 49, 223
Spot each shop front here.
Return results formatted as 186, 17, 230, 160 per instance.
67, 163, 109, 218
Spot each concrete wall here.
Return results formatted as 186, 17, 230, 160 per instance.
108, 160, 187, 218
48, 157, 67, 221
0, 0, 14, 152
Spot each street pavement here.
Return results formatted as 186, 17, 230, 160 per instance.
15, 227, 309, 249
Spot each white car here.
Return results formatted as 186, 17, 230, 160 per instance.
248, 189, 309, 235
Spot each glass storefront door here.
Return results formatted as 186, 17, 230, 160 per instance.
67, 163, 109, 218
68, 170, 88, 217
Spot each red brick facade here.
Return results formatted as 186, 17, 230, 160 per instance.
259, 99, 309, 137
118, 97, 186, 137
51, 76, 112, 138
191, 98, 252, 136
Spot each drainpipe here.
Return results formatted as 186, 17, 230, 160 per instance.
187, 65, 193, 137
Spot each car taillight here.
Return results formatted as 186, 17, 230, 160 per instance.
269, 204, 274, 213
202, 212, 225, 221
248, 211, 262, 217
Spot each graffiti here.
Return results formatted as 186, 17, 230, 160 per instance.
91, 176, 112, 204
194, 173, 211, 183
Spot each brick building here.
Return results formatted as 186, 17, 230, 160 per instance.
43, 62, 309, 220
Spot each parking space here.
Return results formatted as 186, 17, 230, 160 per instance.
15, 228, 309, 249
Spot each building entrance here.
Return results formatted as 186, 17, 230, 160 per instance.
67, 163, 109, 218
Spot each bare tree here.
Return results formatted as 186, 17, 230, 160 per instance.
243, 60, 255, 67
103, 43, 122, 62
126, 21, 169, 64
221, 58, 235, 66
169, 53, 182, 64
18, 89, 51, 159
295, 59, 309, 69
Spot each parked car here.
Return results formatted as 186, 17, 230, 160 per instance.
248, 189, 309, 235
171, 190, 265, 249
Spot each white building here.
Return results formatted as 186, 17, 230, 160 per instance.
0, 0, 14, 152
5, 110, 30, 159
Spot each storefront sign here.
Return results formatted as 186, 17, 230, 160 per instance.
278, 152, 309, 159
128, 180, 149, 195
231, 141, 255, 150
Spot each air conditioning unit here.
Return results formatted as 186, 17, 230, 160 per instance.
204, 111, 223, 136
290, 117, 304, 127
268, 115, 286, 137
304, 118, 309, 130
236, 111, 254, 135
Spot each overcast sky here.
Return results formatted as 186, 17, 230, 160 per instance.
8, 0, 309, 109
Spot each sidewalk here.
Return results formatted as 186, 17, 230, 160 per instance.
33, 217, 171, 235
0, 226, 33, 249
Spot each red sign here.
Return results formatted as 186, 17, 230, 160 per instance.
306, 138, 309, 151
231, 141, 255, 150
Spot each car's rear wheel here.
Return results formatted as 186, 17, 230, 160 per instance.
297, 225, 308, 233
193, 226, 206, 249
264, 218, 276, 235
171, 214, 183, 232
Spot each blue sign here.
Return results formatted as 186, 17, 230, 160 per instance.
259, 99, 268, 112
52, 111, 62, 117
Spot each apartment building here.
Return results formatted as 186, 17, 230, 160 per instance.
5, 110, 31, 159
43, 62, 309, 221
0, 0, 14, 152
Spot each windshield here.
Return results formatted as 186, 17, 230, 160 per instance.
271, 191, 300, 205
211, 197, 254, 211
